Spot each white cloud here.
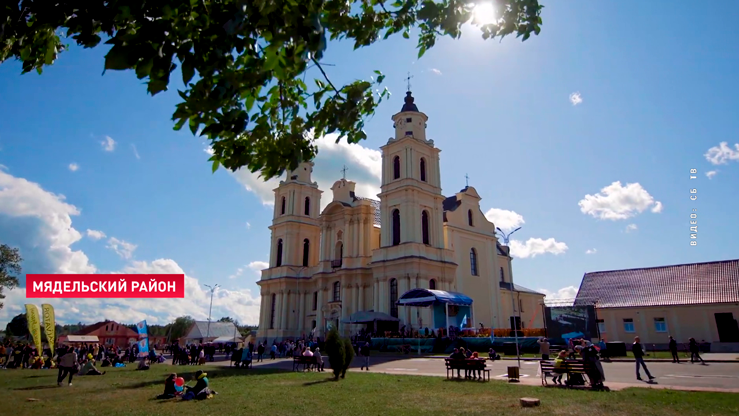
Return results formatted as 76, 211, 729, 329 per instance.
229, 267, 244, 279
86, 229, 106, 241
220, 133, 382, 210
106, 237, 137, 260
246, 222, 251, 230
625, 224, 637, 233
509, 238, 568, 259
585, 248, 597, 254
0, 169, 260, 327
68, 163, 79, 172
0, 169, 96, 275
484, 208, 525, 232
0, 259, 261, 326
578, 181, 662, 220
248, 261, 269, 274
706, 170, 717, 179
100, 136, 116, 152
429, 68, 442, 75
704, 142, 739, 165
131, 144, 141, 159
569, 92, 583, 106
539, 286, 579, 304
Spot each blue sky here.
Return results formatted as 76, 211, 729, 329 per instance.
1, 1, 738, 327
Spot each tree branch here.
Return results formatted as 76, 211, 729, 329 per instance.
311, 57, 339, 93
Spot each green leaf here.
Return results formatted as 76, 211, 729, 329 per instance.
211, 158, 221, 173
104, 45, 132, 71
403, 31, 410, 39
181, 58, 195, 85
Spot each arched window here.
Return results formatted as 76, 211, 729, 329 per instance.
276, 239, 283, 267
390, 278, 398, 318
420, 158, 427, 182
429, 279, 436, 290
470, 248, 478, 276
281, 196, 286, 215
468, 209, 474, 226
421, 210, 430, 245
500, 267, 505, 282
302, 239, 310, 267
335, 241, 343, 260
393, 155, 401, 179
304, 197, 311, 216
270, 293, 276, 329
392, 209, 401, 246
333, 281, 341, 301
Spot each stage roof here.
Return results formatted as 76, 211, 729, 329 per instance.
397, 289, 473, 307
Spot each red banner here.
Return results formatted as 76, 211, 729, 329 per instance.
26, 274, 185, 298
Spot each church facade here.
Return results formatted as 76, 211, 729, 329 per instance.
257, 91, 545, 340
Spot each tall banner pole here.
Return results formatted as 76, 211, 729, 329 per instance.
24, 304, 43, 353
41, 304, 56, 356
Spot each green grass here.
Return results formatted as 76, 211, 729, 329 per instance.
3, 364, 738, 416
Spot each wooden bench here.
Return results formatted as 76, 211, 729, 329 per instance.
539, 359, 589, 387
293, 355, 318, 372
444, 358, 491, 381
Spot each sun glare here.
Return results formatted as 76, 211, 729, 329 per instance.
472, 2, 497, 25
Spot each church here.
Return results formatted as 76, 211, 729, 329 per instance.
257, 91, 545, 340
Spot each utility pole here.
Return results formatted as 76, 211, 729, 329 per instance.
204, 284, 220, 341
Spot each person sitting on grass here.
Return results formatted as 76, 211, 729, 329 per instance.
137, 358, 151, 371
157, 373, 180, 399
78, 358, 105, 376
183, 370, 216, 400
551, 350, 567, 385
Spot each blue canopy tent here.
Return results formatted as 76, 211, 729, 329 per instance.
397, 288, 474, 331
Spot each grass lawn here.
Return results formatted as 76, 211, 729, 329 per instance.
4, 365, 738, 416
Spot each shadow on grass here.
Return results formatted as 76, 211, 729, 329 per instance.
14, 385, 59, 391
303, 378, 337, 386
120, 367, 295, 390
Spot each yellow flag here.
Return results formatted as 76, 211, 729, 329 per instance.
41, 304, 56, 355
25, 304, 42, 353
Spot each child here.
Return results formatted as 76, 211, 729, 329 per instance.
157, 373, 179, 399
183, 370, 216, 400
552, 350, 567, 385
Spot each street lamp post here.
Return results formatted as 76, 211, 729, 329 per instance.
497, 226, 522, 369
204, 284, 220, 341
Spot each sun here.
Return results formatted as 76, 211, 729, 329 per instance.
472, 2, 497, 25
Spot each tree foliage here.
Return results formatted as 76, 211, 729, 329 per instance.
5, 313, 28, 338
1, 0, 542, 179
324, 326, 354, 380
0, 244, 22, 310
169, 315, 196, 340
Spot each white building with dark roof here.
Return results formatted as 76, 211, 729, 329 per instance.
256, 91, 544, 340
575, 259, 739, 350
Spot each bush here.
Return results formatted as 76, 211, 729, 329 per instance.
324, 327, 355, 380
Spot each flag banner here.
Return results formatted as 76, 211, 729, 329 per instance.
41, 304, 56, 355
136, 320, 149, 357
25, 274, 185, 298
25, 304, 42, 352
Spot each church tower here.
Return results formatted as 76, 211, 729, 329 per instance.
371, 90, 457, 327
268, 161, 322, 269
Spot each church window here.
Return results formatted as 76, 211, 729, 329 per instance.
500, 267, 505, 282
421, 210, 430, 245
406, 117, 412, 122
281, 197, 286, 215
276, 239, 283, 267
392, 209, 401, 246
302, 239, 310, 267
312, 292, 318, 310
470, 248, 478, 276
304, 197, 311, 216
468, 209, 474, 226
333, 281, 341, 301
390, 278, 398, 318
420, 158, 427, 182
335, 241, 343, 260
393, 156, 401, 179
429, 279, 436, 290
270, 293, 276, 329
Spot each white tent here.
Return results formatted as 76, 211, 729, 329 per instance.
212, 335, 243, 344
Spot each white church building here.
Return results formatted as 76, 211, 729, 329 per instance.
257, 91, 544, 340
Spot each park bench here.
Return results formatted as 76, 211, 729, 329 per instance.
444, 358, 490, 381
539, 359, 589, 387
293, 355, 318, 372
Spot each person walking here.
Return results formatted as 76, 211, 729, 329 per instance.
668, 336, 680, 363
689, 338, 705, 364
360, 342, 371, 370
537, 337, 550, 360
632, 336, 655, 381
57, 346, 79, 387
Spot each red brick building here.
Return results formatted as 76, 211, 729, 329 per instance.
72, 321, 138, 348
